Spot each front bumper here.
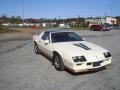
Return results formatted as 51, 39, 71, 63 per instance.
66, 58, 111, 73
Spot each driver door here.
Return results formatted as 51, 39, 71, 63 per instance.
38, 32, 53, 59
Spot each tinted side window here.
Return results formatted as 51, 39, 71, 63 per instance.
41, 32, 49, 40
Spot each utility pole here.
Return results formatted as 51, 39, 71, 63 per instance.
22, 0, 24, 26
109, 0, 112, 17
59, 16, 61, 24
77, 15, 80, 27
105, 12, 107, 23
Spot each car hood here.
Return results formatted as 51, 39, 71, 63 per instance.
53, 41, 108, 57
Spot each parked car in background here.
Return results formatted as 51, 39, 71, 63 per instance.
90, 25, 110, 31
59, 24, 70, 29
33, 30, 112, 73
62, 25, 70, 29
110, 24, 120, 30
103, 23, 120, 30
90, 25, 102, 31
102, 24, 110, 31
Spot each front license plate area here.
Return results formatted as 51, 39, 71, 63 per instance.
93, 62, 100, 67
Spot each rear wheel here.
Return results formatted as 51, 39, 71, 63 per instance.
53, 53, 64, 71
101, 28, 103, 31
90, 28, 93, 31
34, 43, 40, 54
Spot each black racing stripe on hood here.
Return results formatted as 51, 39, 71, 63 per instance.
74, 43, 91, 50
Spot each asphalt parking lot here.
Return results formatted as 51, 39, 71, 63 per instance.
0, 29, 120, 90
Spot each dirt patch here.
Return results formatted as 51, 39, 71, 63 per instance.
0, 32, 32, 42
0, 42, 29, 55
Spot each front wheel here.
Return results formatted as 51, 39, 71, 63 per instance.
53, 54, 64, 71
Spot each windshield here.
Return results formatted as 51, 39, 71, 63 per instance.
51, 32, 83, 43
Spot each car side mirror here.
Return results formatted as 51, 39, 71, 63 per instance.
82, 38, 86, 41
45, 40, 49, 44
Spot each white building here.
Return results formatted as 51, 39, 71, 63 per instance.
42, 23, 46, 27
106, 17, 116, 24
59, 23, 65, 27
85, 16, 116, 26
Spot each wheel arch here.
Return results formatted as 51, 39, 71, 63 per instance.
52, 51, 64, 61
53, 51, 62, 57
34, 41, 37, 45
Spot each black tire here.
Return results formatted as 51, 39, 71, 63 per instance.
53, 53, 64, 71
90, 28, 93, 31
101, 28, 103, 31
34, 43, 40, 54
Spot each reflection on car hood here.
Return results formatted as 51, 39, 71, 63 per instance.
53, 41, 108, 56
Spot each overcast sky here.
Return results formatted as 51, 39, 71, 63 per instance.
0, 0, 120, 19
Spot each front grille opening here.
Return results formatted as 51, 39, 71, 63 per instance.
77, 63, 82, 66
87, 63, 92, 65
106, 59, 109, 61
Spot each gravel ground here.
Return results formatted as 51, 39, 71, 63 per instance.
0, 29, 120, 90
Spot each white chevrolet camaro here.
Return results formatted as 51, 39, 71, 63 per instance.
33, 30, 112, 73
